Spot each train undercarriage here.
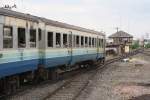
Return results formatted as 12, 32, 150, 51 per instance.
0, 58, 105, 95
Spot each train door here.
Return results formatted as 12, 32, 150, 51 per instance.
18, 27, 26, 61
38, 26, 47, 67
38, 28, 44, 65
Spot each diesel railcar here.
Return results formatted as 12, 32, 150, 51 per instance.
0, 8, 105, 94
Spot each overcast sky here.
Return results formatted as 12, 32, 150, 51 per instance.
1, 0, 150, 39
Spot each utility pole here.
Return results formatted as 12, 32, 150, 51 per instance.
115, 27, 119, 33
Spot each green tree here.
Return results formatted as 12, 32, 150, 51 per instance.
145, 43, 150, 48
131, 42, 140, 49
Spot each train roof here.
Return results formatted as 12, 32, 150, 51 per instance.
0, 8, 105, 36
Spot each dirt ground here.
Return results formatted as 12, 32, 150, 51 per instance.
77, 52, 150, 100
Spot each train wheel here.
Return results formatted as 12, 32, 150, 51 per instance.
0, 79, 3, 94
35, 67, 49, 82
88, 61, 96, 67
3, 76, 20, 95
48, 68, 59, 81
20, 71, 34, 85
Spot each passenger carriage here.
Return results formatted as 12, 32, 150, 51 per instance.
0, 8, 105, 94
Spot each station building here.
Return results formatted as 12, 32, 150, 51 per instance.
107, 31, 133, 55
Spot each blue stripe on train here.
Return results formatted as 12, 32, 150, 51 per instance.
44, 53, 104, 67
0, 59, 39, 78
0, 53, 104, 78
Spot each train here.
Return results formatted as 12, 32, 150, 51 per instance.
0, 8, 105, 94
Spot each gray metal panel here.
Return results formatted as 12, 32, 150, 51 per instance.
83, 36, 85, 47
53, 32, 56, 48
91, 37, 92, 47
79, 36, 81, 47
0, 8, 38, 22
43, 29, 46, 49
61, 33, 63, 48
0, 15, 4, 24
45, 30, 48, 48
87, 37, 89, 47
67, 34, 69, 47
36, 28, 38, 48
0, 24, 3, 50
38, 27, 46, 49
26, 25, 29, 49
41, 18, 104, 36
13, 26, 17, 49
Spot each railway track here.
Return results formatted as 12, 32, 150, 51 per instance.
42, 50, 141, 100
141, 49, 150, 56
1, 49, 142, 100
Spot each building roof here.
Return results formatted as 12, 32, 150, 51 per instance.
109, 31, 133, 38
0, 8, 38, 22
0, 8, 105, 36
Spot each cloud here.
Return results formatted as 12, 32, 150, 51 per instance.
2, 0, 150, 38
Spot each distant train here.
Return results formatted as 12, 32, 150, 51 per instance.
0, 8, 105, 94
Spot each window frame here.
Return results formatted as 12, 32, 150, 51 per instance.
3, 26, 13, 49
29, 29, 37, 48
76, 35, 80, 48
38, 28, 42, 41
92, 38, 94, 47
56, 32, 61, 48
47, 31, 54, 48
95, 38, 97, 47
17, 27, 26, 48
81, 36, 84, 47
63, 33, 68, 48
89, 37, 91, 47
85, 36, 88, 47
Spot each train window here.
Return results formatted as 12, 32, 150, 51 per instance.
38, 28, 42, 41
48, 32, 53, 47
18, 28, 26, 48
89, 37, 91, 47
30, 29, 36, 48
3, 26, 13, 48
63, 34, 68, 47
76, 35, 79, 47
92, 38, 94, 47
81, 36, 84, 47
56, 33, 61, 48
85, 37, 88, 47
